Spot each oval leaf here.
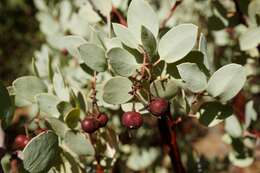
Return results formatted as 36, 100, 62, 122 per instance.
64, 130, 95, 156
207, 64, 247, 102
36, 93, 60, 118
103, 77, 133, 104
239, 27, 260, 51
141, 26, 157, 56
158, 24, 198, 63
23, 131, 59, 173
150, 79, 180, 99
127, 0, 159, 43
112, 23, 139, 49
13, 76, 47, 103
64, 108, 80, 129
177, 63, 207, 93
107, 48, 138, 77
78, 43, 107, 72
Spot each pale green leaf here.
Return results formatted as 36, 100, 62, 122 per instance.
121, 102, 148, 114
207, 64, 247, 102
103, 77, 133, 104
36, 93, 60, 118
245, 101, 257, 128
55, 35, 87, 59
225, 115, 242, 138
150, 79, 180, 99
127, 0, 159, 43
177, 63, 207, 93
239, 27, 260, 51
78, 43, 107, 72
13, 76, 47, 103
198, 33, 210, 69
141, 26, 157, 56
53, 73, 70, 102
158, 24, 198, 63
107, 48, 138, 77
112, 23, 139, 49
23, 131, 59, 173
64, 130, 95, 156
45, 117, 69, 138
248, 0, 260, 26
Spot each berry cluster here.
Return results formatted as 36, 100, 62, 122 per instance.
81, 98, 169, 133
81, 113, 109, 133
122, 97, 169, 129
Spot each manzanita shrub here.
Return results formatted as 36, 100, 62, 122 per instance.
0, 0, 259, 172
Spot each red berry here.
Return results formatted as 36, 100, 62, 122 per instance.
97, 113, 109, 127
81, 117, 99, 133
149, 98, 169, 116
14, 135, 30, 150
121, 111, 143, 129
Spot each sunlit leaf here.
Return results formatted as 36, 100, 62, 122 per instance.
158, 24, 198, 63
103, 77, 133, 104
78, 43, 107, 72
23, 131, 59, 173
207, 64, 247, 102
107, 47, 138, 77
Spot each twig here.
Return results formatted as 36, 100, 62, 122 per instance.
91, 71, 99, 114
111, 6, 127, 26
158, 110, 186, 173
160, 0, 182, 28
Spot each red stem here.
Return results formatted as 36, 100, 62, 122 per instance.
112, 6, 127, 26
158, 111, 186, 173
160, 0, 182, 28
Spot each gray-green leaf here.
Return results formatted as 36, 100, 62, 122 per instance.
177, 63, 207, 93
141, 26, 157, 56
13, 76, 47, 103
127, 0, 159, 43
158, 24, 198, 63
23, 131, 59, 173
107, 48, 138, 77
112, 23, 139, 49
36, 93, 60, 118
78, 43, 107, 72
64, 130, 95, 156
103, 77, 133, 104
207, 64, 247, 102
150, 79, 180, 99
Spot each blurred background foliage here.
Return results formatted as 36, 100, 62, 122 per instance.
0, 0, 43, 84
0, 0, 259, 172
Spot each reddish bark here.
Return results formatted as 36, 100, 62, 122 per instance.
111, 6, 127, 26
158, 111, 186, 173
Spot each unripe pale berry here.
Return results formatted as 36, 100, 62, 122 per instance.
97, 113, 109, 128
121, 111, 143, 129
14, 135, 30, 150
81, 117, 99, 133
149, 98, 169, 117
